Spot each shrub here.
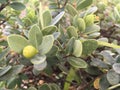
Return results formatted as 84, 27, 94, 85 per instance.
1, 0, 120, 90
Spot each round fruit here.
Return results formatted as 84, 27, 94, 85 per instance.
23, 45, 38, 58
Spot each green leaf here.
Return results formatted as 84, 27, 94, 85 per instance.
23, 17, 32, 26
28, 24, 43, 49
50, 83, 61, 90
116, 49, 120, 54
65, 37, 75, 55
99, 75, 110, 90
97, 41, 120, 49
58, 25, 66, 42
114, 7, 120, 20
0, 48, 2, 53
42, 25, 57, 35
47, 45, 59, 57
85, 66, 102, 75
31, 55, 46, 64
73, 15, 79, 27
65, 4, 78, 16
53, 32, 60, 40
84, 14, 95, 27
115, 55, 120, 63
58, 64, 69, 74
107, 70, 119, 85
91, 58, 109, 69
0, 14, 6, 20
32, 68, 40, 76
38, 3, 44, 29
100, 51, 115, 65
16, 16, 24, 26
68, 57, 87, 69
9, 2, 26, 11
0, 65, 24, 81
86, 6, 98, 15
7, 34, 29, 53
44, 65, 53, 75
77, 0, 93, 10
113, 63, 120, 74
84, 24, 100, 34
46, 56, 59, 66
44, 57, 59, 75
39, 35, 54, 55
38, 84, 51, 90
88, 32, 100, 38
64, 68, 76, 90
98, 37, 108, 42
33, 60, 47, 71
73, 40, 82, 57
51, 11, 65, 25
0, 48, 9, 61
0, 40, 8, 46
0, 81, 5, 88
43, 10, 52, 27
0, 66, 12, 77
49, 2, 58, 9
7, 77, 18, 89
82, 39, 98, 55
49, 83, 61, 90
19, 57, 32, 66
0, 0, 7, 4
76, 18, 86, 32
28, 87, 37, 90
67, 26, 78, 38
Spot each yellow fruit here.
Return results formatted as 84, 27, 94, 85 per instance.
23, 45, 38, 58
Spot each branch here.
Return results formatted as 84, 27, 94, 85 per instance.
77, 79, 94, 90
63, 0, 69, 7
0, 20, 6, 25
56, 0, 61, 9
0, 1, 10, 12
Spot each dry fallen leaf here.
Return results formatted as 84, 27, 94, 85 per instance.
94, 77, 100, 89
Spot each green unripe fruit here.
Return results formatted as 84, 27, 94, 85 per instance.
23, 45, 38, 58
76, 18, 86, 32
73, 40, 82, 57
84, 14, 95, 27
67, 26, 78, 38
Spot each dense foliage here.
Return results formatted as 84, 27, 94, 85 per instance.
1, 0, 120, 90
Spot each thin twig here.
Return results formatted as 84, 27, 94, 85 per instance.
0, 20, 6, 25
57, 0, 61, 9
0, 1, 10, 25
63, 0, 69, 7
0, 1, 10, 12
21, 66, 33, 73
77, 79, 94, 90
